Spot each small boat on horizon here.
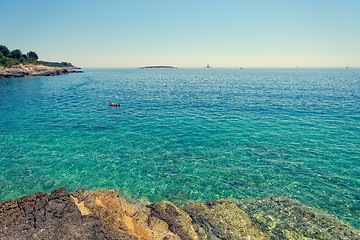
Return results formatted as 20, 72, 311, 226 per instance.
206, 64, 211, 68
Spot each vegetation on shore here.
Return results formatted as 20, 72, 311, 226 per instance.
0, 44, 73, 68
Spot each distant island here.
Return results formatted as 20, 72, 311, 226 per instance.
140, 65, 177, 69
0, 44, 82, 78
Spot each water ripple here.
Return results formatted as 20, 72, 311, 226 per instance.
0, 68, 359, 228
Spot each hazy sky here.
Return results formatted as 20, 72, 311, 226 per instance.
1, 0, 360, 67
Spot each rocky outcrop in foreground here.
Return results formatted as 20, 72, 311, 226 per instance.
0, 64, 82, 78
0, 188, 358, 240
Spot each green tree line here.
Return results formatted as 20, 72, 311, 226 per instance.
0, 44, 73, 67
0, 45, 38, 67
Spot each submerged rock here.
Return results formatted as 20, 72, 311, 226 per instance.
238, 195, 360, 240
183, 199, 268, 239
0, 188, 358, 240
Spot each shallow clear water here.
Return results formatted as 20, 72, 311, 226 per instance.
0, 68, 359, 228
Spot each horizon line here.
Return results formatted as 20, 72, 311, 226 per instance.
79, 66, 360, 69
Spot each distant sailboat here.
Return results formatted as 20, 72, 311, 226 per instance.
346, 65, 349, 68
206, 64, 211, 68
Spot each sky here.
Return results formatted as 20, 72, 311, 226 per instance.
1, 0, 360, 68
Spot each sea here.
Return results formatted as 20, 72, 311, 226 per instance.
0, 68, 359, 228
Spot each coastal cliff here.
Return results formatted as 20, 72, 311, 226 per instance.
0, 64, 82, 78
0, 188, 358, 239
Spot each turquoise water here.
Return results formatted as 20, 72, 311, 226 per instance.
0, 68, 359, 228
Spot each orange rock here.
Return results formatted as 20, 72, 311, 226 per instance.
71, 189, 180, 240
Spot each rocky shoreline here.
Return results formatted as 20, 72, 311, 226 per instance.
0, 188, 358, 239
0, 64, 82, 78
